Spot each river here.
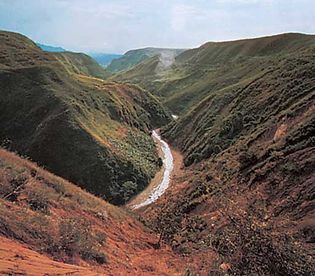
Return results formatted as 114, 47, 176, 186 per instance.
130, 130, 174, 209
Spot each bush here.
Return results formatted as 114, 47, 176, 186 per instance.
0, 170, 28, 202
120, 181, 138, 202
280, 160, 300, 175
82, 249, 107, 264
59, 218, 92, 257
211, 216, 315, 275
238, 149, 258, 170
27, 189, 49, 214
95, 231, 107, 245
58, 218, 107, 264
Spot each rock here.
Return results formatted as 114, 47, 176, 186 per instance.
220, 262, 231, 272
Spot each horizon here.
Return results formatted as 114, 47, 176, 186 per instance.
0, 0, 315, 54
32, 31, 315, 55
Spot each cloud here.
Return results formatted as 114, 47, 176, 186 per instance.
0, 0, 314, 53
170, 4, 199, 32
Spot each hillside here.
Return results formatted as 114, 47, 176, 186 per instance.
0, 148, 186, 274
138, 33, 315, 274
0, 31, 171, 205
114, 33, 315, 115
53, 51, 110, 79
2, 30, 315, 275
107, 47, 185, 73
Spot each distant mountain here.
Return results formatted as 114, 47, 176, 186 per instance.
36, 42, 66, 52
107, 47, 186, 73
89, 53, 123, 67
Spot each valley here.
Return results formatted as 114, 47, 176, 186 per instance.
0, 30, 314, 275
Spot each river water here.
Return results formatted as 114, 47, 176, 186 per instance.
131, 130, 174, 209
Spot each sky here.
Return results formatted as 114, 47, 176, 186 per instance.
0, 0, 314, 53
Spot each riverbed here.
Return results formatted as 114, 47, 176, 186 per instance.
128, 130, 174, 209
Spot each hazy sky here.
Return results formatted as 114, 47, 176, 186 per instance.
0, 0, 314, 53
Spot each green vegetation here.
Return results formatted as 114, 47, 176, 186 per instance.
113, 33, 315, 115
160, 33, 315, 166
1, 30, 314, 274
140, 33, 315, 275
0, 31, 171, 204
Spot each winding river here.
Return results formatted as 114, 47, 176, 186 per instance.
130, 130, 174, 209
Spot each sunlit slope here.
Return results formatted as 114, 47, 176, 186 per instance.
114, 33, 315, 114
143, 34, 315, 275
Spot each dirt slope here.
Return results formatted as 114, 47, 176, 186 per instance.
0, 148, 186, 275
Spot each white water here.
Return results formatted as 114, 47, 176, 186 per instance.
132, 130, 174, 209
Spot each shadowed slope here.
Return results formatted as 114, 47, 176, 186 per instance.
0, 31, 171, 204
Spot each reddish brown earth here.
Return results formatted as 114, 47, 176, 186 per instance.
0, 236, 96, 275
0, 149, 188, 275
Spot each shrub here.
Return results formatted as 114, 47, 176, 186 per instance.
27, 188, 49, 214
211, 216, 315, 275
81, 249, 107, 264
238, 149, 258, 170
49, 181, 66, 195
58, 218, 107, 264
0, 170, 28, 202
120, 181, 138, 202
95, 231, 107, 245
279, 160, 300, 175
59, 218, 92, 257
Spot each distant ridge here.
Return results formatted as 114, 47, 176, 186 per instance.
107, 47, 186, 73
113, 32, 315, 114
53, 51, 110, 79
89, 52, 123, 67
36, 42, 66, 52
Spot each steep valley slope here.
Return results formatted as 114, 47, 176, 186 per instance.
138, 34, 315, 275
0, 31, 171, 205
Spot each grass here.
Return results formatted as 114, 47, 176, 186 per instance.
113, 33, 315, 115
